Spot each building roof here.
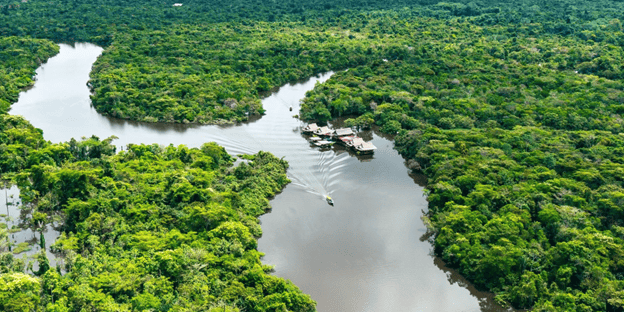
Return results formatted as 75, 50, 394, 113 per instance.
357, 142, 377, 151
315, 126, 332, 135
339, 136, 355, 143
334, 128, 355, 136
303, 123, 319, 131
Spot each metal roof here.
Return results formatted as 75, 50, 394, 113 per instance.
356, 142, 377, 151
303, 123, 319, 131
334, 128, 355, 136
315, 126, 332, 135
339, 136, 355, 143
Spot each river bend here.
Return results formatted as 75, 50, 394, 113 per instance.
6, 43, 512, 312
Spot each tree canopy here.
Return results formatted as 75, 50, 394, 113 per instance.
297, 11, 624, 312
3, 0, 624, 310
0, 37, 314, 312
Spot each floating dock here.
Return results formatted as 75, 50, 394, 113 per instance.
304, 123, 377, 154
338, 135, 356, 147
334, 128, 355, 137
354, 141, 377, 154
309, 135, 333, 147
313, 140, 334, 147
338, 135, 376, 153
314, 126, 333, 137
352, 137, 376, 154
302, 123, 319, 133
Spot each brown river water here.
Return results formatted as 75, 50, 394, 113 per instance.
6, 43, 514, 311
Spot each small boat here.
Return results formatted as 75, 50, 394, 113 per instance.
289, 105, 293, 111
326, 196, 334, 206
313, 140, 333, 147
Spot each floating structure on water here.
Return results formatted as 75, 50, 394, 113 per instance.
309, 136, 333, 147
341, 136, 377, 154
304, 123, 377, 154
310, 136, 336, 147
303, 124, 354, 138
354, 141, 377, 154
338, 135, 356, 147
302, 123, 319, 133
334, 128, 355, 137
314, 126, 333, 137
313, 140, 334, 147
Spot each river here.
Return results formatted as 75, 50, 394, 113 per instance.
8, 43, 513, 312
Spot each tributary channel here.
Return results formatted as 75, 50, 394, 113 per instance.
7, 43, 513, 311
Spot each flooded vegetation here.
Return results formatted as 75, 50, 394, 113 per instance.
0, 185, 60, 268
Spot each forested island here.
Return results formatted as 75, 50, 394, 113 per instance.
2, 0, 624, 310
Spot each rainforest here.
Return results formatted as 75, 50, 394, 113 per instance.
2, 0, 624, 311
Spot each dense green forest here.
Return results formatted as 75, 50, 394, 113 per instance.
298, 12, 624, 312
0, 39, 314, 311
3, 0, 624, 310
0, 36, 59, 173
88, 24, 382, 123
2, 0, 624, 125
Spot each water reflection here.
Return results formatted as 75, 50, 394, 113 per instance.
432, 257, 517, 312
8, 43, 515, 312
104, 115, 200, 133
409, 172, 428, 187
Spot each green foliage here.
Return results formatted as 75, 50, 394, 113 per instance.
0, 37, 58, 111
5, 0, 624, 125
4, 135, 312, 311
396, 126, 624, 310
0, 272, 41, 312
4, 0, 624, 310
0, 37, 58, 176
87, 23, 392, 124
294, 5, 624, 311
0, 39, 312, 311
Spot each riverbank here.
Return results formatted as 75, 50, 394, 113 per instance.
298, 18, 624, 309
5, 42, 515, 311
1, 40, 317, 311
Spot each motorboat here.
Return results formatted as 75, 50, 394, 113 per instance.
313, 140, 333, 147
326, 196, 334, 206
